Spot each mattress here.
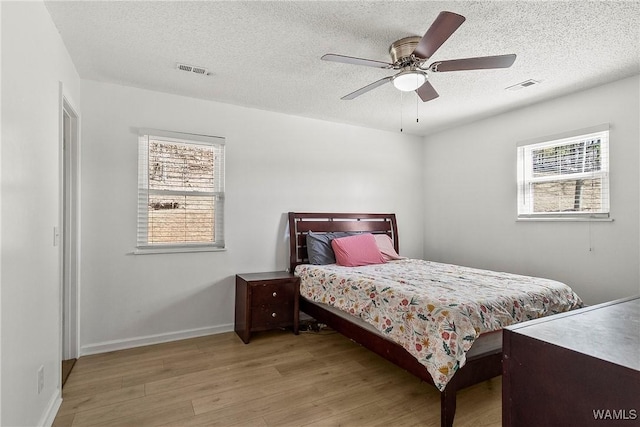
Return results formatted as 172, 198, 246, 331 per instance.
295, 258, 583, 390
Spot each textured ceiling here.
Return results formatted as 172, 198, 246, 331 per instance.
45, 1, 640, 136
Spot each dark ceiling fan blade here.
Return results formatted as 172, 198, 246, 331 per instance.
429, 54, 517, 72
322, 54, 393, 69
341, 76, 393, 100
415, 80, 439, 102
412, 11, 466, 60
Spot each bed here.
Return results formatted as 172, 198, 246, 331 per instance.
288, 212, 583, 427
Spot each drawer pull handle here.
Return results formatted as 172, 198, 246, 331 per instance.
272, 292, 277, 297
271, 312, 277, 318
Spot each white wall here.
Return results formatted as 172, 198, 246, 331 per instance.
1, 2, 81, 426
0, 3, 3, 423
423, 75, 640, 305
79, 80, 424, 354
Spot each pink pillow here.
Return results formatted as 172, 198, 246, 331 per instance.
331, 234, 386, 267
374, 234, 405, 261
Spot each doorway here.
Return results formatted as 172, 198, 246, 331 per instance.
61, 96, 79, 386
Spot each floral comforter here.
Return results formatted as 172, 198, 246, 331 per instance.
295, 259, 583, 391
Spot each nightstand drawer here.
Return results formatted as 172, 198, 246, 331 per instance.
251, 304, 294, 327
251, 282, 295, 307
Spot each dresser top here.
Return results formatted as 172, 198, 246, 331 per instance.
506, 296, 639, 371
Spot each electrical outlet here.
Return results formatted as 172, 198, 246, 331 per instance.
37, 365, 44, 394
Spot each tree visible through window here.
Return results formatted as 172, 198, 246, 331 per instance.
137, 130, 225, 250
517, 126, 609, 219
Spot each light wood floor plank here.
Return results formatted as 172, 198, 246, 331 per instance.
52, 412, 75, 427
73, 341, 202, 371
67, 359, 164, 386
62, 376, 124, 400
90, 400, 195, 427
194, 383, 321, 422
58, 384, 145, 417
56, 330, 501, 426
145, 363, 283, 397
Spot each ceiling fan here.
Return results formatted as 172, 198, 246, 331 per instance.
322, 11, 516, 102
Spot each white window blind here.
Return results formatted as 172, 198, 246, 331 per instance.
517, 125, 609, 220
137, 129, 225, 251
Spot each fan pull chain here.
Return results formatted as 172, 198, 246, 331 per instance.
416, 89, 419, 123
400, 91, 403, 133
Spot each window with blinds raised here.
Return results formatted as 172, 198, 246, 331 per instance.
517, 125, 609, 220
137, 130, 225, 251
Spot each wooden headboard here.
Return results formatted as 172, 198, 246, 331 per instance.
288, 212, 399, 272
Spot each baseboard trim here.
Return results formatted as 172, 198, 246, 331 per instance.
41, 389, 62, 427
79, 323, 234, 356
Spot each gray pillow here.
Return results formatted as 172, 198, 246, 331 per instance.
306, 231, 352, 265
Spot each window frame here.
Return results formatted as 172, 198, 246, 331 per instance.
135, 129, 225, 254
516, 124, 611, 221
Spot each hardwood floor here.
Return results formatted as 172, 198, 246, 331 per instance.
53, 330, 501, 427
62, 359, 77, 387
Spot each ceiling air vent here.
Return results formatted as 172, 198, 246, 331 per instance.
506, 79, 540, 91
176, 63, 209, 76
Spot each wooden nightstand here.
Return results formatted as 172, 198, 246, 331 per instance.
234, 271, 300, 344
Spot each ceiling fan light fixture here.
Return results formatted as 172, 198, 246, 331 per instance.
392, 70, 427, 92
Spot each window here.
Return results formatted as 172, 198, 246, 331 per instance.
137, 129, 225, 252
517, 125, 609, 220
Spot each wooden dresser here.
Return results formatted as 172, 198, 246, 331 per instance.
503, 296, 639, 426
234, 271, 300, 344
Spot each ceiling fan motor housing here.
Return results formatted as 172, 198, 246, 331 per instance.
389, 36, 422, 66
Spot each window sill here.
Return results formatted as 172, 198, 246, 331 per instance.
132, 246, 226, 255
517, 217, 613, 222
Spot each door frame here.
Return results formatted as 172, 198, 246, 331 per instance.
59, 84, 80, 362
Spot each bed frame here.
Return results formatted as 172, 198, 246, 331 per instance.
288, 212, 502, 427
